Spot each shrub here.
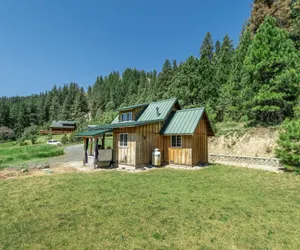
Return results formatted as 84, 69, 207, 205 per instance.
22, 125, 39, 144
19, 140, 29, 146
0, 127, 15, 141
276, 119, 300, 169
68, 132, 81, 144
61, 134, 69, 145
47, 132, 53, 140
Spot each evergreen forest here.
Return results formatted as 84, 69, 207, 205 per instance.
1, 0, 300, 140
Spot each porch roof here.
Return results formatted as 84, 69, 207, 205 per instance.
90, 120, 157, 130
76, 129, 112, 137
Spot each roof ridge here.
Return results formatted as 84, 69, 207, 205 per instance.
176, 107, 205, 112
116, 102, 149, 111
149, 97, 177, 104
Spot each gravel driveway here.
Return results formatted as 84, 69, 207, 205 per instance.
24, 144, 84, 168
50, 144, 83, 165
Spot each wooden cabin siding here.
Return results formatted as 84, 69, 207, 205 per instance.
163, 118, 208, 166
113, 123, 163, 166
164, 135, 193, 165
135, 122, 163, 165
113, 127, 136, 166
50, 128, 75, 134
192, 118, 208, 165
113, 117, 208, 167
119, 106, 145, 122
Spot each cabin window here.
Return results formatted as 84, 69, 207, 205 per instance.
119, 133, 128, 147
171, 135, 182, 148
121, 112, 133, 122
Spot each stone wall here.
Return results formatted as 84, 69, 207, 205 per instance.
209, 154, 281, 167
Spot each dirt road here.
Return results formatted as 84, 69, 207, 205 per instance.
24, 144, 84, 168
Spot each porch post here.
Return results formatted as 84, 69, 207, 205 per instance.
94, 137, 99, 169
83, 138, 89, 164
90, 138, 93, 156
102, 134, 105, 149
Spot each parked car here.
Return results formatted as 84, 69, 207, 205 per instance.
47, 139, 62, 146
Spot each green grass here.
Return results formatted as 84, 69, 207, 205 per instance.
105, 136, 113, 148
0, 142, 64, 169
0, 166, 299, 249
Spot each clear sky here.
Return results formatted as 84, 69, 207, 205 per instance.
0, 0, 253, 97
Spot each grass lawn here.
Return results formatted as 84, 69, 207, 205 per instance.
0, 142, 64, 169
0, 166, 299, 249
105, 136, 113, 148
36, 134, 64, 144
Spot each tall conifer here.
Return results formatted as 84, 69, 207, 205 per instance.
242, 16, 300, 124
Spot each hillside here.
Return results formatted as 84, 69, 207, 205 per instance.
209, 124, 279, 158
0, 0, 299, 150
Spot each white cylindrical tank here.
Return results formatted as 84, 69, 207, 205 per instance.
152, 148, 161, 166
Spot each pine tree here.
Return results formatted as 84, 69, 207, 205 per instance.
294, 95, 300, 118
27, 98, 38, 125
291, 0, 300, 49
198, 32, 215, 104
213, 35, 234, 122
73, 87, 89, 120
242, 16, 300, 124
276, 119, 300, 169
249, 0, 292, 33
222, 28, 252, 121
156, 59, 174, 100
0, 99, 9, 127
49, 95, 60, 121
172, 59, 178, 71
215, 40, 221, 56
168, 56, 200, 106
59, 94, 72, 120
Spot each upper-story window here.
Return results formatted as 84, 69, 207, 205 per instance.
121, 112, 133, 122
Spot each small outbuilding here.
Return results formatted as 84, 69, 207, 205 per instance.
77, 98, 214, 168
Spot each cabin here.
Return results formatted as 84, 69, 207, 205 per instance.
50, 121, 76, 134
76, 98, 214, 168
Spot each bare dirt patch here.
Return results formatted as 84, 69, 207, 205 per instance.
0, 164, 82, 180
209, 126, 279, 157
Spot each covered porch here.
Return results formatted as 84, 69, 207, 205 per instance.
76, 129, 113, 169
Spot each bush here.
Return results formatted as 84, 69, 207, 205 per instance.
0, 127, 15, 141
68, 132, 81, 144
47, 132, 52, 140
19, 139, 29, 146
22, 125, 39, 144
61, 134, 69, 145
276, 119, 300, 169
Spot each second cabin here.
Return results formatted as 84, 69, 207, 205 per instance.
77, 98, 214, 168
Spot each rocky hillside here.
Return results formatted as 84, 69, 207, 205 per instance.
208, 123, 279, 158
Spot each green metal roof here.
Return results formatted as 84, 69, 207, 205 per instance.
50, 121, 76, 129
116, 103, 148, 112
59, 121, 76, 125
160, 107, 205, 135
76, 129, 112, 137
91, 120, 156, 130
137, 98, 179, 122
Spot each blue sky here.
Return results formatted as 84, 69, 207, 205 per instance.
0, 0, 252, 97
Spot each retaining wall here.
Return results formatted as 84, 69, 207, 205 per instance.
209, 154, 281, 168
